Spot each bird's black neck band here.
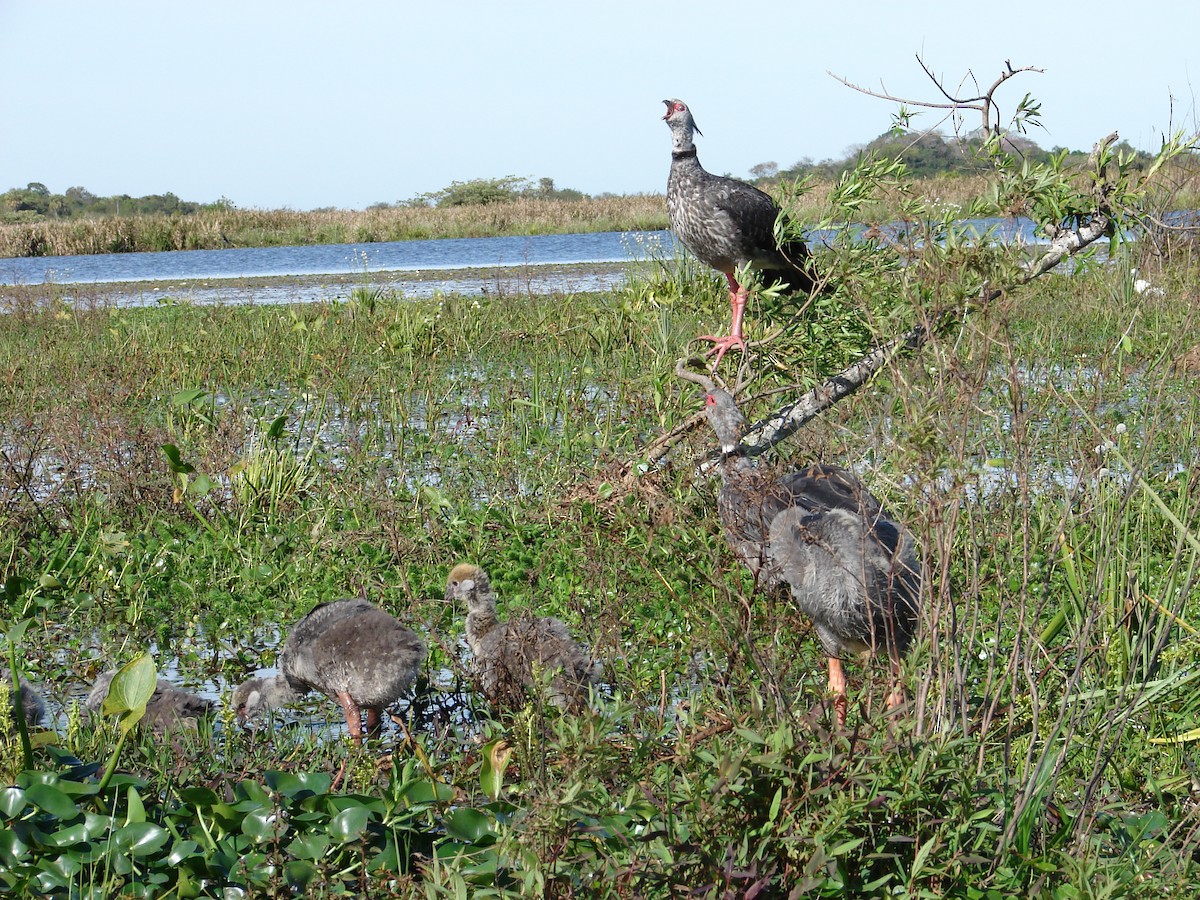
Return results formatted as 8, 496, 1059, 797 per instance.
672, 148, 698, 160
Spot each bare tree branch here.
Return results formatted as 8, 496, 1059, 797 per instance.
830, 56, 1044, 138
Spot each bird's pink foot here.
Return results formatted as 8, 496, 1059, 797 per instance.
697, 333, 747, 366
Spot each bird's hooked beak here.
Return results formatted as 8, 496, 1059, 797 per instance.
662, 99, 701, 135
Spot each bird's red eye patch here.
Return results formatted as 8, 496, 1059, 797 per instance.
705, 393, 716, 406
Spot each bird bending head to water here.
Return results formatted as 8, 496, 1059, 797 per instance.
662, 98, 819, 366
232, 598, 426, 744
86, 670, 217, 732
444, 563, 601, 713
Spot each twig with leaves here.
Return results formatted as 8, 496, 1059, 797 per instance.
649, 59, 1197, 470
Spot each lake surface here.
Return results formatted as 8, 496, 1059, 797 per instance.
0, 230, 670, 287
0, 215, 1074, 308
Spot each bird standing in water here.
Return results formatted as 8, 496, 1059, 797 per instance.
232, 598, 426, 744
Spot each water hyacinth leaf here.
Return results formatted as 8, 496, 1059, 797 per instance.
242, 806, 286, 842
167, 838, 202, 865
327, 805, 370, 842
284, 860, 318, 890
286, 831, 331, 861
393, 777, 455, 806
0, 829, 29, 866
37, 853, 81, 882
101, 653, 157, 732
0, 786, 26, 817
25, 782, 79, 820
265, 770, 331, 798
83, 812, 115, 838
444, 807, 495, 844
177, 786, 220, 807
113, 821, 169, 856
44, 822, 91, 848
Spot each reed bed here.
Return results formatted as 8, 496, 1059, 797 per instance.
0, 194, 671, 258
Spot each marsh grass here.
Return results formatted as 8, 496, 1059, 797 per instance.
2, 236, 1200, 893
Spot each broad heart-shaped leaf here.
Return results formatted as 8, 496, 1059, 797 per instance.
0, 785, 27, 817
112, 821, 170, 857
101, 653, 157, 733
444, 807, 495, 844
327, 805, 371, 842
25, 782, 80, 820
265, 770, 331, 799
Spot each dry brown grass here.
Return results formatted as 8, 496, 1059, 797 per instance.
0, 195, 671, 258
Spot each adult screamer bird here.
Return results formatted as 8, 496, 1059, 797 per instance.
663, 98, 818, 364
444, 563, 602, 713
681, 367, 920, 725
232, 598, 426, 744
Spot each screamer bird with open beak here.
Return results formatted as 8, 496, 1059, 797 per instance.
662, 98, 819, 366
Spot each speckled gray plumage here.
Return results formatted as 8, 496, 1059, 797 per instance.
232, 598, 426, 740
445, 564, 601, 712
663, 99, 815, 294
703, 388, 920, 661
87, 669, 216, 731
3, 668, 44, 728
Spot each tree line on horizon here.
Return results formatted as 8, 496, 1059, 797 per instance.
1, 129, 1153, 224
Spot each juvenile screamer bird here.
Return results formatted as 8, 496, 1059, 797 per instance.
232, 598, 426, 744
683, 370, 920, 725
444, 563, 602, 713
663, 98, 818, 364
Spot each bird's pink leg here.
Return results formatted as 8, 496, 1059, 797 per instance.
336, 690, 365, 746
364, 706, 382, 737
697, 273, 748, 365
828, 657, 849, 726
886, 651, 906, 713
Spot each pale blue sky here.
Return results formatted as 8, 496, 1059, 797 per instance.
2, 1, 1196, 211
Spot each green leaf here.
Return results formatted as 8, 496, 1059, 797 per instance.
161, 443, 194, 474
286, 831, 331, 861
125, 785, 146, 825
479, 739, 512, 802
266, 414, 288, 441
113, 822, 169, 857
284, 859, 318, 889
265, 770, 331, 798
0, 786, 27, 817
242, 805, 286, 842
444, 807, 494, 843
101, 653, 157, 733
25, 782, 80, 820
327, 805, 370, 842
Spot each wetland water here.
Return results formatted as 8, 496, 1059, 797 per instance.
0, 215, 1055, 307
0, 229, 674, 306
